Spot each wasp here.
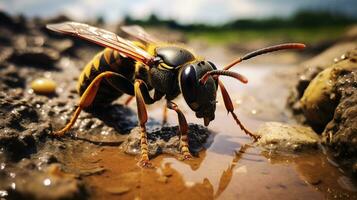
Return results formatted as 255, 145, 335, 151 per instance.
46, 22, 305, 167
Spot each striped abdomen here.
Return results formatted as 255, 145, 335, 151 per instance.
77, 48, 136, 106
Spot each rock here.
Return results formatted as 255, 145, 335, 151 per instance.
121, 124, 211, 157
299, 50, 357, 154
287, 44, 357, 130
322, 70, 357, 174
31, 78, 57, 95
288, 47, 357, 176
256, 122, 320, 152
300, 56, 356, 129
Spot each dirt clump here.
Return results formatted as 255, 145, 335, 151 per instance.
288, 46, 357, 176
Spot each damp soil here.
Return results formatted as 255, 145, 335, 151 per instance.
65, 65, 357, 200
0, 12, 356, 200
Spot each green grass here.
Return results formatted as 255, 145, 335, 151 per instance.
185, 26, 350, 45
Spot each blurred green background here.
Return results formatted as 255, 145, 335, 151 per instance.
2, 0, 357, 45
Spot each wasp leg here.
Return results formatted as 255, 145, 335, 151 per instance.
167, 101, 192, 160
133, 80, 162, 167
218, 80, 261, 141
54, 71, 133, 136
134, 80, 153, 168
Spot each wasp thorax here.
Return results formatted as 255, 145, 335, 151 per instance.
148, 46, 197, 99
156, 46, 195, 68
150, 67, 179, 98
180, 61, 218, 126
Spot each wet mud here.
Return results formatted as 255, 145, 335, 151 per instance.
0, 11, 357, 200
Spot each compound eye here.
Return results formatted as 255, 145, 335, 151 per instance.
181, 65, 198, 108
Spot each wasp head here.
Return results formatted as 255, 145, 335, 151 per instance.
177, 43, 307, 127
179, 61, 218, 126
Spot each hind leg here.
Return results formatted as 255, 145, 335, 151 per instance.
54, 71, 133, 136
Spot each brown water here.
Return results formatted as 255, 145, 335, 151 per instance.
67, 64, 357, 200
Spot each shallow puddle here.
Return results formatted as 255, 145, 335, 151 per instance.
66, 64, 357, 199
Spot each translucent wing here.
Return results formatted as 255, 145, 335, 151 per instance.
121, 25, 160, 44
46, 22, 154, 65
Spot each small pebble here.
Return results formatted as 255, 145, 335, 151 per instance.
31, 78, 56, 94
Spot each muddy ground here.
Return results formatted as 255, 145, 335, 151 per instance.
1, 11, 357, 200
0, 12, 215, 199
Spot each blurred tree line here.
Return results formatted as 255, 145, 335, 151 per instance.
123, 10, 357, 31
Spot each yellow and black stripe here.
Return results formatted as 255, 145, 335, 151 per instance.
77, 48, 136, 106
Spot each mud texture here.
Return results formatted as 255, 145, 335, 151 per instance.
0, 11, 212, 199
122, 124, 211, 157
323, 69, 357, 175
0, 90, 88, 200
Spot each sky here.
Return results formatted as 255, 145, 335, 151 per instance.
1, 0, 357, 24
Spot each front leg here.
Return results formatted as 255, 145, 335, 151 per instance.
166, 101, 193, 160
